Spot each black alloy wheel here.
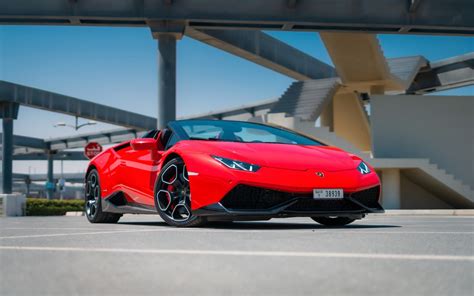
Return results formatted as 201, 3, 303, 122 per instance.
85, 169, 121, 223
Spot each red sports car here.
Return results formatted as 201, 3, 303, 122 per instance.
85, 120, 383, 227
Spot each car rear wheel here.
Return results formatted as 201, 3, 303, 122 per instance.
311, 216, 355, 227
85, 169, 121, 223
155, 157, 207, 227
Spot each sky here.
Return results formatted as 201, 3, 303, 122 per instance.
0, 25, 472, 174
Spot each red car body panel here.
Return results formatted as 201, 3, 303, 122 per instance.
88, 138, 381, 211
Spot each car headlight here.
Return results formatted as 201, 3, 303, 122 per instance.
357, 161, 371, 175
212, 155, 260, 172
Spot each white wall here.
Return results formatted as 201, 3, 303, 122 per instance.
371, 95, 474, 188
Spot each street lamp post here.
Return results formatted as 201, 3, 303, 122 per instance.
51, 116, 96, 199
54, 116, 97, 131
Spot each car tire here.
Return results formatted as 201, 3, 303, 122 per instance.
155, 157, 207, 227
85, 169, 122, 223
311, 216, 355, 227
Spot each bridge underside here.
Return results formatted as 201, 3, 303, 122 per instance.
1, 0, 473, 35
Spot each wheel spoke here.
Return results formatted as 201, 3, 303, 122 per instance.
93, 187, 100, 199
157, 190, 172, 211
182, 165, 189, 182
171, 202, 191, 221
86, 181, 92, 196
161, 164, 178, 185
86, 200, 96, 216
90, 174, 97, 188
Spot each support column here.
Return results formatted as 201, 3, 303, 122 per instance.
320, 99, 334, 131
25, 176, 31, 197
0, 102, 19, 194
158, 35, 177, 129
148, 20, 185, 129
46, 150, 55, 200
381, 169, 401, 209
2, 118, 13, 194
332, 92, 372, 151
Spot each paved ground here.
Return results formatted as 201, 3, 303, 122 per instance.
0, 215, 473, 296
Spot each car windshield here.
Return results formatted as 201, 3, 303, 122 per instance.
173, 120, 324, 146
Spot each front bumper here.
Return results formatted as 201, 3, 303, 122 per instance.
193, 185, 384, 220
184, 153, 382, 210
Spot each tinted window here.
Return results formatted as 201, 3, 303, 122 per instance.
165, 133, 180, 150
141, 129, 158, 139
174, 120, 323, 146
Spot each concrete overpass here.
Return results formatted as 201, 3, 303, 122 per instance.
1, 0, 473, 35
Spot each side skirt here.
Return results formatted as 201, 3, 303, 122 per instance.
102, 191, 157, 215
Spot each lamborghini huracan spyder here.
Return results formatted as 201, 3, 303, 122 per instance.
84, 120, 383, 227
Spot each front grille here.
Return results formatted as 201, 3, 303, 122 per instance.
351, 186, 380, 207
220, 185, 381, 212
220, 185, 303, 210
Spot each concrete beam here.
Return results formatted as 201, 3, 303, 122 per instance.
0, 80, 156, 130
0, 0, 472, 35
186, 28, 336, 80
148, 20, 185, 40
0, 133, 46, 150
45, 129, 140, 150
407, 53, 474, 94
180, 98, 278, 120
320, 32, 404, 93
12, 151, 87, 161
13, 172, 85, 183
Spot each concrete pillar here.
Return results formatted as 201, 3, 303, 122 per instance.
0, 102, 19, 194
381, 169, 401, 209
332, 92, 371, 151
1, 118, 13, 194
25, 176, 31, 197
148, 20, 185, 129
158, 35, 177, 129
320, 99, 334, 131
46, 150, 54, 200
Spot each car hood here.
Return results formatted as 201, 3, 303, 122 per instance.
182, 141, 358, 171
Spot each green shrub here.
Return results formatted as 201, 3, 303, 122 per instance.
26, 198, 85, 216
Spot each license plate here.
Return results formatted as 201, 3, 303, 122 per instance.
313, 189, 344, 200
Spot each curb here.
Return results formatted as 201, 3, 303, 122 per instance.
65, 211, 84, 216
373, 210, 474, 216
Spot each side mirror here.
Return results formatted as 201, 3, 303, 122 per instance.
130, 138, 158, 151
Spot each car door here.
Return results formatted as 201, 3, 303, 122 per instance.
120, 131, 163, 206
121, 149, 159, 206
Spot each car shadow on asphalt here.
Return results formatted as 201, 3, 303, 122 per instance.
207, 221, 401, 230
118, 221, 401, 230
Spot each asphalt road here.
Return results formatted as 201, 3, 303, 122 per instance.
0, 215, 473, 296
